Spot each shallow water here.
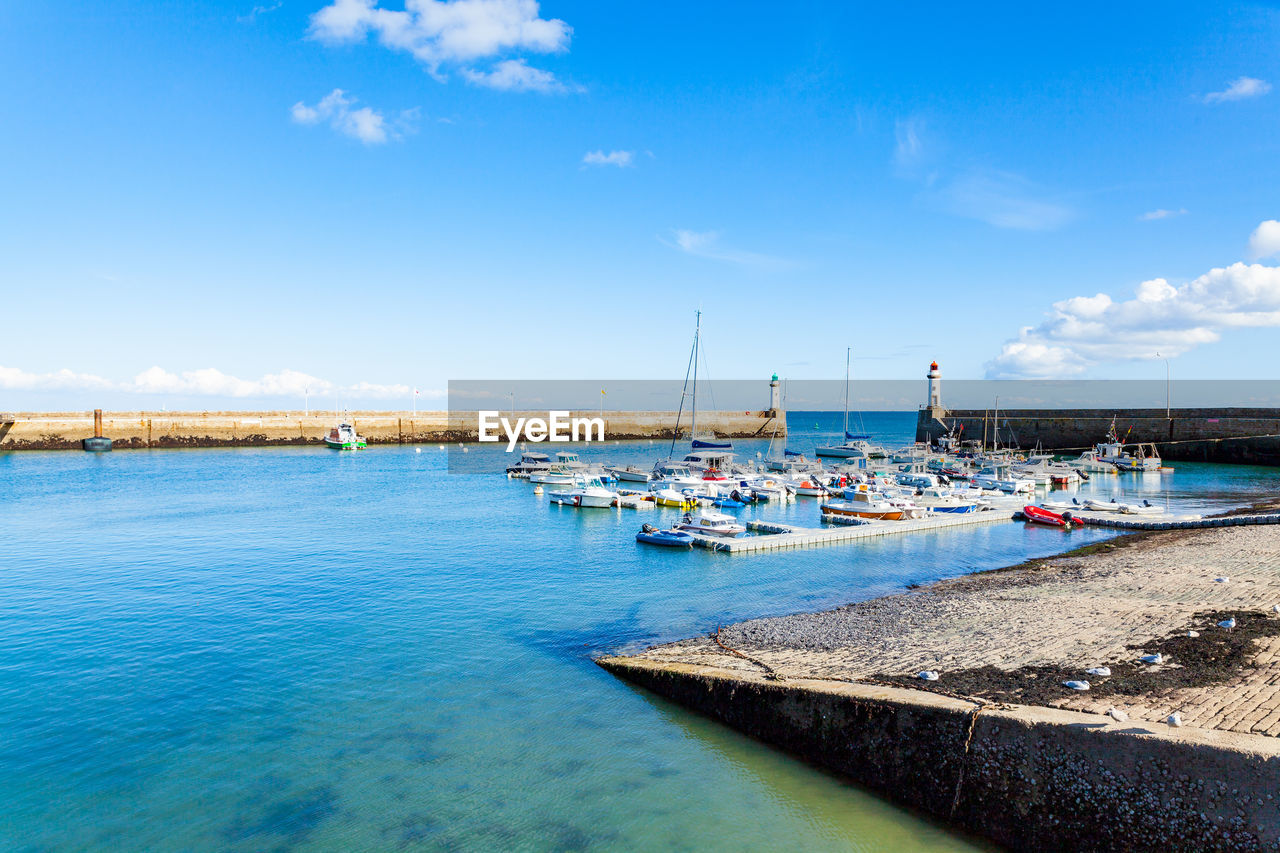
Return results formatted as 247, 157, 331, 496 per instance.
2, 412, 1276, 850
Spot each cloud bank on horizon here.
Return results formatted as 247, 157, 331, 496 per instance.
0, 365, 432, 401
986, 220, 1280, 378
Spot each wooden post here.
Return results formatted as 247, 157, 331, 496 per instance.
93, 409, 103, 438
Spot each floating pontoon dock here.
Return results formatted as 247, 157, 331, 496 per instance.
687, 509, 1014, 553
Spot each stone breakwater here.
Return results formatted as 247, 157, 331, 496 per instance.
600, 518, 1280, 851
0, 410, 783, 451
917, 406, 1280, 465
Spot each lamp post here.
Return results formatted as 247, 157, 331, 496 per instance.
1156, 353, 1170, 418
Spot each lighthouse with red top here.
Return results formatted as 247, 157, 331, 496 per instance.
927, 360, 942, 408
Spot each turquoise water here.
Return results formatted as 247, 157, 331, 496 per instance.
3, 412, 1277, 851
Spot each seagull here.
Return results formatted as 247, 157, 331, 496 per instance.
1140, 653, 1163, 664
1086, 666, 1112, 677
1167, 712, 1183, 727
918, 671, 939, 681
1064, 680, 1090, 691
1219, 617, 1237, 629
1215, 577, 1229, 583
1107, 707, 1129, 722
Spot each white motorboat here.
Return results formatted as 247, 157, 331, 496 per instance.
913, 487, 980, 514
605, 464, 652, 482
549, 476, 618, 508
650, 462, 707, 490
737, 476, 793, 502
529, 464, 579, 485
506, 451, 551, 477
1065, 450, 1117, 473
675, 509, 746, 537
971, 463, 1036, 494
1083, 498, 1126, 512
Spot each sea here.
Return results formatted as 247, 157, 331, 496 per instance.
3, 411, 1277, 851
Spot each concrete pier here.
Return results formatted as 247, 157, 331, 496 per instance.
601, 518, 1280, 850
917, 406, 1280, 465
0, 409, 783, 451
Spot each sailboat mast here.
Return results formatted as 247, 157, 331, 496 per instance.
843, 347, 850, 438
691, 310, 701, 443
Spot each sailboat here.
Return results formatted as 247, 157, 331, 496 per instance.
662, 312, 734, 476
815, 348, 875, 459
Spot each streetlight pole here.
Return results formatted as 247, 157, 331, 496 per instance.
1156, 353, 1170, 418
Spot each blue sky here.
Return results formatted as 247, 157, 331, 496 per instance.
1, 1, 1278, 410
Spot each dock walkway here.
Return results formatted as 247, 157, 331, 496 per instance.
688, 509, 1012, 553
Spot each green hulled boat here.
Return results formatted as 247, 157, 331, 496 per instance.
324, 422, 367, 450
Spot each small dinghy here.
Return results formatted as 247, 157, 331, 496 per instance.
708, 496, 747, 509
1022, 505, 1075, 528
1084, 498, 1126, 512
635, 524, 695, 547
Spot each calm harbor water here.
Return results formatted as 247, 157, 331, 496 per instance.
3, 412, 1278, 851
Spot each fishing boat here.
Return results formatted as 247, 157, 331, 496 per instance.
1023, 505, 1074, 528
635, 524, 695, 547
682, 450, 735, 480
1094, 420, 1162, 471
675, 510, 746, 537
1065, 450, 1117, 473
324, 422, 366, 450
548, 476, 617, 508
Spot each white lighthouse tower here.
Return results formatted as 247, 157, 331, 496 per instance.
768, 373, 782, 416
927, 360, 942, 408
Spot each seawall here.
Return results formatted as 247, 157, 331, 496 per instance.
599, 658, 1280, 852
600, 519, 1280, 850
917, 406, 1280, 465
0, 410, 783, 451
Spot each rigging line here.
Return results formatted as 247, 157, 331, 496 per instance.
669, 321, 698, 458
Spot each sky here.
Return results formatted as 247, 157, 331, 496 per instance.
1, 1, 1279, 410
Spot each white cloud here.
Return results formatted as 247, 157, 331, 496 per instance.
460, 57, 569, 92
0, 366, 115, 392
936, 170, 1073, 231
662, 229, 791, 270
238, 1, 282, 23
291, 88, 412, 144
986, 225, 1280, 377
1203, 76, 1272, 104
893, 118, 923, 168
1139, 208, 1188, 221
309, 0, 574, 92
0, 365, 425, 400
1248, 220, 1280, 259
582, 149, 633, 167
